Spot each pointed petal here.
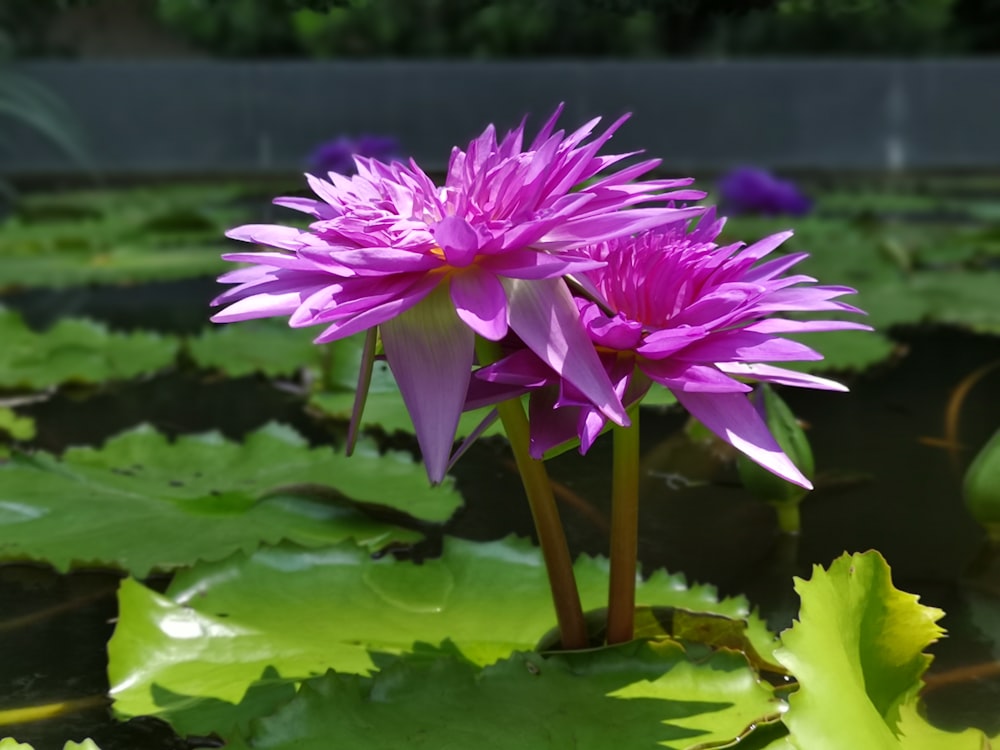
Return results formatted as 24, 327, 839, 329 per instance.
640, 360, 751, 393
209, 291, 305, 323
716, 363, 849, 391
675, 330, 823, 363
311, 275, 439, 342
225, 224, 311, 250
450, 269, 508, 340
744, 319, 873, 335
380, 288, 476, 484
504, 277, 628, 426
675, 391, 812, 489
480, 249, 604, 280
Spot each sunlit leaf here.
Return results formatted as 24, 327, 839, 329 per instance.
895, 700, 995, 750
226, 642, 781, 750
0, 308, 178, 389
774, 551, 946, 749
0, 182, 273, 289
787, 329, 898, 373
0, 423, 460, 575
0, 408, 35, 441
186, 320, 323, 378
108, 536, 778, 735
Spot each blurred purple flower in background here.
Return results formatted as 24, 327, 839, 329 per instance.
308, 134, 402, 176
717, 166, 812, 217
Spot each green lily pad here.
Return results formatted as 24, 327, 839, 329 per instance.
787, 329, 899, 373
0, 407, 35, 460
859, 271, 1000, 333
895, 701, 997, 750
227, 641, 781, 750
774, 550, 946, 749
0, 308, 179, 390
186, 320, 324, 378
0, 408, 35, 442
0, 183, 266, 289
0, 422, 460, 575
108, 536, 778, 735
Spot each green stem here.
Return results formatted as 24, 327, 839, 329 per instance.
476, 339, 588, 650
607, 404, 640, 645
771, 501, 802, 535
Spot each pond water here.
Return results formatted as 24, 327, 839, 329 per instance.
0, 277, 998, 748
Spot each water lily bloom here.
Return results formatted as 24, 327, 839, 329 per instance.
212, 106, 705, 482
470, 209, 870, 488
717, 166, 812, 217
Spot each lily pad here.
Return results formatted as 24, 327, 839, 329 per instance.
108, 535, 778, 734
0, 408, 35, 442
774, 550, 948, 749
186, 320, 324, 378
0, 422, 460, 575
787, 328, 899, 373
0, 308, 178, 390
0, 183, 263, 290
227, 641, 781, 750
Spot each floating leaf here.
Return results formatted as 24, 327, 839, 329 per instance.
0, 308, 178, 389
227, 642, 781, 750
0, 408, 35, 441
108, 536, 777, 735
774, 551, 948, 749
0, 423, 460, 575
787, 329, 899, 373
895, 701, 996, 750
0, 183, 266, 289
186, 320, 323, 378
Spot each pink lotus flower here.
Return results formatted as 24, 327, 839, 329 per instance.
211, 106, 704, 483
469, 209, 871, 488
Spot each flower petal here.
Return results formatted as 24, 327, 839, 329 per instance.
450, 269, 508, 340
504, 276, 628, 427
675, 391, 812, 489
380, 287, 476, 484
433, 216, 481, 266
674, 330, 823, 363
640, 360, 751, 393
716, 363, 849, 391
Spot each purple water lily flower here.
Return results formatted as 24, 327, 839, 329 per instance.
717, 166, 812, 217
308, 134, 402, 176
212, 106, 705, 483
470, 208, 870, 488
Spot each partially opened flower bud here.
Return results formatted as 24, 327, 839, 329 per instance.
964, 428, 1000, 537
737, 384, 814, 532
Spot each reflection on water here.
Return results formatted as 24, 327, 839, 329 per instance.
1, 318, 999, 746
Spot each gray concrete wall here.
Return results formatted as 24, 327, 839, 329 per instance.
4, 59, 999, 178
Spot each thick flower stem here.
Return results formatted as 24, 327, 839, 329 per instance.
476, 339, 588, 650
607, 405, 640, 645
771, 501, 802, 535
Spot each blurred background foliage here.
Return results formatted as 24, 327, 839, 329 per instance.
4, 0, 1000, 59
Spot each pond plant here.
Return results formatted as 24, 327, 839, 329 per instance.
1, 109, 999, 750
